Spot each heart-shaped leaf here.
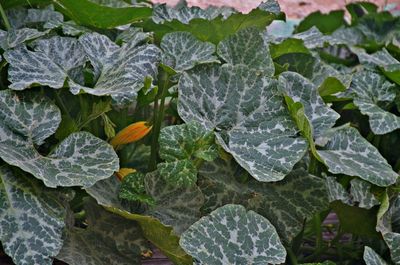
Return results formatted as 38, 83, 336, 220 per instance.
0, 90, 119, 187
0, 166, 66, 265
180, 204, 287, 264
178, 64, 307, 182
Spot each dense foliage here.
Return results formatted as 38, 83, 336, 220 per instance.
0, 0, 399, 264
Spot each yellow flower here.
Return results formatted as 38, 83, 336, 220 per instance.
110, 121, 152, 147
115, 168, 136, 180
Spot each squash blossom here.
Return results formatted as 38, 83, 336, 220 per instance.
110, 121, 152, 147
115, 168, 136, 180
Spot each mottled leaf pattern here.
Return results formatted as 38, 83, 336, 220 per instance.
325, 176, 352, 204
0, 28, 47, 50
86, 176, 123, 209
317, 126, 398, 186
247, 169, 329, 242
363, 246, 389, 265
383, 232, 400, 264
279, 72, 339, 136
344, 70, 400, 135
4, 36, 85, 90
57, 200, 149, 265
7, 7, 63, 29
180, 204, 287, 265
199, 159, 329, 242
178, 64, 307, 182
217, 27, 274, 75
161, 31, 218, 71
152, 2, 234, 24
145, 170, 204, 234
0, 90, 119, 187
198, 159, 247, 213
350, 178, 379, 209
0, 166, 66, 265
158, 121, 218, 186
69, 32, 161, 105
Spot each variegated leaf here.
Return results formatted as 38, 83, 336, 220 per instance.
158, 121, 218, 186
152, 2, 234, 24
377, 196, 400, 264
0, 90, 119, 187
161, 31, 218, 72
363, 246, 389, 265
119, 172, 154, 205
145, 170, 204, 234
352, 48, 400, 85
343, 70, 400, 135
199, 159, 329, 242
350, 178, 379, 209
0, 28, 47, 50
86, 175, 124, 209
279, 72, 339, 136
178, 64, 307, 182
4, 36, 85, 90
7, 7, 63, 29
180, 204, 286, 265
69, 32, 161, 105
0, 166, 66, 265
217, 27, 274, 75
316, 126, 398, 187
198, 158, 247, 213
57, 200, 149, 265
247, 169, 329, 242
325, 176, 352, 204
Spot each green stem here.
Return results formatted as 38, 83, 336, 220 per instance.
313, 214, 323, 256
53, 90, 70, 117
148, 70, 169, 171
286, 247, 298, 265
0, 3, 10, 31
308, 153, 318, 175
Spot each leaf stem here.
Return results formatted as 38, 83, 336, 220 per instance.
148, 70, 169, 171
0, 3, 10, 31
286, 247, 298, 265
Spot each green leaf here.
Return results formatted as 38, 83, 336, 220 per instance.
269, 38, 310, 59
161, 31, 218, 72
140, 7, 279, 44
198, 158, 247, 213
4, 36, 85, 90
377, 196, 400, 264
247, 169, 329, 242
279, 72, 339, 136
0, 28, 47, 49
363, 246, 389, 265
217, 27, 274, 75
296, 10, 345, 34
316, 125, 398, 187
144, 170, 204, 234
346, 2, 378, 23
158, 121, 218, 186
0, 166, 66, 265
199, 159, 329, 242
0, 90, 119, 187
106, 207, 193, 265
69, 32, 161, 105
57, 200, 149, 265
353, 48, 400, 85
350, 179, 380, 209
180, 204, 287, 264
85, 176, 192, 265
53, 0, 152, 29
119, 172, 154, 205
178, 64, 307, 182
331, 201, 379, 237
7, 6, 63, 29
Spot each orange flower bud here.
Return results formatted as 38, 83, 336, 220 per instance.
115, 168, 136, 180
110, 121, 152, 147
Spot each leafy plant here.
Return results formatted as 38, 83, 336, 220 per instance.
0, 0, 399, 264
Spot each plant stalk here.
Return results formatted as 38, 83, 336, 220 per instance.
148, 70, 169, 171
0, 3, 10, 31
